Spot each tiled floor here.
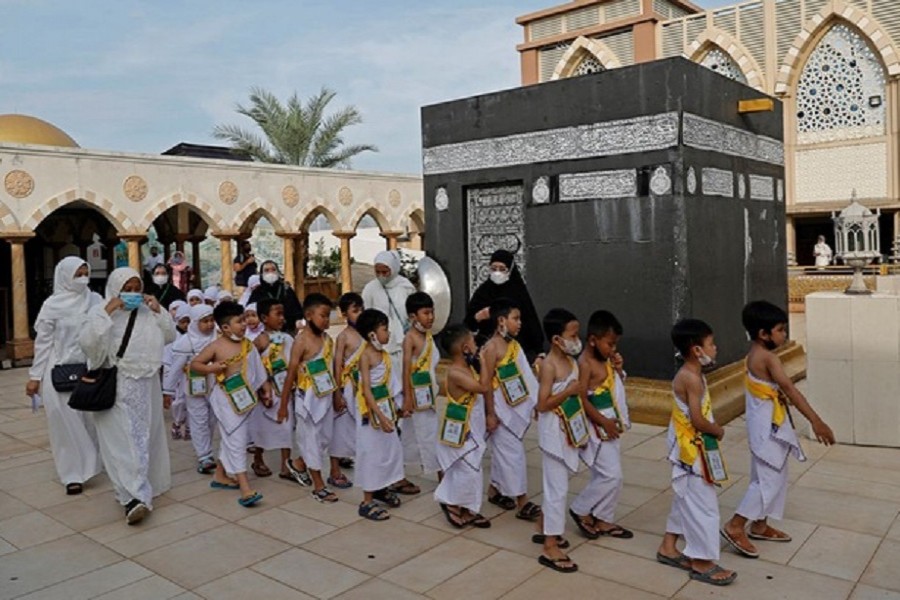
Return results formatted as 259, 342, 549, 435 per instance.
3, 347, 900, 600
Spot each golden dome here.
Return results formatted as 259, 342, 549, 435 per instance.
0, 114, 79, 148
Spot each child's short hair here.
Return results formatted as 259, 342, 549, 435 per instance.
256, 298, 282, 319
588, 310, 623, 338
338, 292, 363, 314
304, 293, 334, 314
742, 300, 788, 340
543, 308, 578, 340
488, 297, 519, 331
405, 291, 434, 315
213, 300, 244, 327
440, 323, 472, 355
671, 318, 713, 357
356, 308, 389, 339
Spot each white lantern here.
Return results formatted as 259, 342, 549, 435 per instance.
832, 190, 880, 294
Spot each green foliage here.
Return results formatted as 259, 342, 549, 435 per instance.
309, 238, 342, 279
213, 87, 377, 168
397, 248, 420, 286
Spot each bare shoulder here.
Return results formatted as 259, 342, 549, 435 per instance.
747, 344, 776, 380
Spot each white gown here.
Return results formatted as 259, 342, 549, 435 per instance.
539, 362, 581, 537
434, 384, 486, 514
295, 338, 336, 473
355, 355, 405, 493
400, 334, 440, 474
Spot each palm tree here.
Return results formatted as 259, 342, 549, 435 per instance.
213, 86, 377, 168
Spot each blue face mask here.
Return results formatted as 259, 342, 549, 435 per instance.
120, 292, 144, 311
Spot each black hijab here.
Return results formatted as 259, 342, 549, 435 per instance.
248, 260, 304, 334
145, 267, 186, 309
465, 250, 544, 360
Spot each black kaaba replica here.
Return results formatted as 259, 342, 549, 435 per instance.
422, 57, 786, 380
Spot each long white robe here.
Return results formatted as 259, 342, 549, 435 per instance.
330, 341, 363, 459
360, 251, 415, 357
489, 341, 538, 498
80, 276, 175, 508
164, 333, 218, 462
162, 337, 187, 427
356, 356, 405, 493
400, 334, 440, 474
434, 388, 487, 514
295, 338, 336, 473
249, 332, 295, 451
664, 381, 720, 561
539, 364, 581, 537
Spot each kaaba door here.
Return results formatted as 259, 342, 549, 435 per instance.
465, 184, 526, 295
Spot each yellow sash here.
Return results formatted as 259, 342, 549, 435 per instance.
492, 339, 521, 390
671, 385, 713, 466
591, 361, 616, 401
260, 335, 284, 375
414, 332, 434, 374
744, 372, 785, 427
297, 336, 334, 391
341, 342, 365, 387
215, 338, 254, 387
356, 348, 392, 417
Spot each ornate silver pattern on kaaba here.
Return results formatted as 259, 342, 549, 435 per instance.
434, 187, 449, 211
686, 166, 697, 194
532, 176, 551, 204
558, 169, 637, 201
701, 168, 734, 198
466, 185, 526, 293
738, 174, 747, 199
749, 175, 774, 201
683, 113, 784, 166
776, 179, 784, 202
423, 112, 680, 175
649, 166, 671, 196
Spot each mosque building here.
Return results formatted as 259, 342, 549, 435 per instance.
516, 0, 900, 267
0, 115, 423, 361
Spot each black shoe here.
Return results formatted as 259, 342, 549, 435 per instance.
125, 499, 149, 525
338, 457, 354, 469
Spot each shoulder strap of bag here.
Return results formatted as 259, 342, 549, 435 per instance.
116, 310, 139, 359
381, 282, 408, 328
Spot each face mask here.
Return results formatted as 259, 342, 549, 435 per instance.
262, 272, 279, 285
559, 338, 583, 357
368, 335, 384, 352
152, 274, 168, 286
498, 323, 511, 340
489, 271, 510, 285
698, 351, 716, 370
170, 256, 183, 265
72, 276, 90, 290
376, 276, 391, 286
226, 332, 243, 342
120, 292, 144, 311
413, 321, 428, 333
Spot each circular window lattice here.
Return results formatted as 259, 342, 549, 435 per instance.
699, 48, 747, 84
796, 24, 885, 143
573, 55, 605, 76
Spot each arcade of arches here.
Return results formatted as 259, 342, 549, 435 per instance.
0, 115, 424, 361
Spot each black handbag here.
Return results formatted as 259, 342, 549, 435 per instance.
51, 363, 87, 393
68, 310, 138, 412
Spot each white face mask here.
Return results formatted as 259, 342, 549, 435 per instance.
413, 321, 427, 333
152, 274, 168, 286
698, 351, 715, 368
226, 332, 243, 342
72, 276, 90, 290
489, 271, 510, 285
262, 272, 279, 285
369, 335, 384, 352
498, 323, 510, 340
376, 275, 391, 286
559, 337, 583, 357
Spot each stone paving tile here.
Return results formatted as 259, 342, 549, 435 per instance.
861, 539, 900, 593
194, 569, 315, 600
381, 536, 497, 593
0, 510, 74, 549
104, 512, 226, 558
502, 569, 668, 600
252, 547, 371, 599
92, 575, 185, 600
568, 543, 690, 597
0, 489, 33, 521
14, 560, 154, 600
427, 549, 544, 600
337, 579, 429, 599
785, 486, 899, 537
280, 495, 364, 528
851, 583, 900, 599
5, 478, 89, 509
237, 506, 335, 546
790, 526, 882, 582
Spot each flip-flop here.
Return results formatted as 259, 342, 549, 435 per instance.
748, 526, 792, 542
439, 504, 470, 529
327, 474, 353, 489
690, 564, 737, 586
515, 501, 542, 521
720, 528, 760, 558
656, 552, 692, 571
469, 513, 491, 529
569, 509, 600, 540
251, 462, 272, 478
531, 534, 570, 549
373, 489, 402, 508
237, 492, 263, 507
596, 524, 634, 539
538, 554, 578, 573
487, 491, 516, 511
210, 480, 240, 490
338, 457, 355, 469
388, 481, 420, 495
311, 488, 339, 503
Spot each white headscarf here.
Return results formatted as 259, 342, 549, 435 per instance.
187, 304, 216, 351
36, 256, 100, 323
216, 289, 234, 305
173, 303, 191, 323
244, 302, 264, 339
364, 250, 416, 354
239, 274, 260, 307
203, 285, 219, 302
187, 289, 204, 303
374, 251, 401, 285
169, 299, 188, 319
105, 267, 142, 300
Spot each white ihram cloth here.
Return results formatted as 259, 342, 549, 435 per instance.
79, 267, 174, 507
163, 305, 217, 461
539, 363, 581, 537
249, 332, 295, 450
664, 382, 720, 561
294, 338, 335, 472
571, 367, 630, 522
399, 335, 440, 474
356, 356, 405, 493
330, 342, 363, 459
208, 345, 268, 476
735, 372, 803, 522
434, 387, 487, 514
30, 257, 103, 487
164, 301, 191, 427
489, 341, 538, 498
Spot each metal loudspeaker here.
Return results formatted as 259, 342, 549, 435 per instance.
417, 256, 451, 334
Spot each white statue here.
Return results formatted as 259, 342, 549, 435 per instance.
814, 235, 833, 269
87, 233, 108, 278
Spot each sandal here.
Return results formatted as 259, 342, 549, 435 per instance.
197, 457, 217, 474
311, 488, 339, 503
487, 491, 516, 511
373, 489, 401, 508
515, 501, 542, 521
210, 480, 240, 490
440, 504, 470, 529
327, 474, 353, 489
569, 509, 600, 540
251, 462, 272, 478
748, 525, 792, 542
531, 534, 570, 549
720, 528, 759, 558
170, 423, 182, 440
538, 554, 578, 573
690, 564, 737, 586
359, 501, 390, 521
656, 552, 692, 571
65, 483, 83, 496
468, 513, 491, 529
238, 491, 263, 507
388, 480, 420, 495
284, 460, 312, 487
338, 457, 355, 469
595, 524, 634, 539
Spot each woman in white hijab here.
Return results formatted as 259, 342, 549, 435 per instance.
25, 257, 103, 495
79, 267, 175, 525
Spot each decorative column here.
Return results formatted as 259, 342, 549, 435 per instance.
381, 231, 402, 251
5, 233, 35, 361
294, 233, 309, 295
190, 237, 203, 288
786, 216, 797, 266
279, 233, 297, 287
214, 233, 237, 291
119, 235, 144, 272
334, 232, 356, 293
174, 234, 188, 254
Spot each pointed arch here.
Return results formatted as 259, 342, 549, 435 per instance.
0, 202, 18, 232
139, 192, 225, 234
550, 35, 622, 80
296, 204, 341, 232
775, 0, 900, 95
231, 198, 289, 234
23, 188, 134, 233
687, 28, 764, 90
348, 204, 390, 232
408, 208, 425, 234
